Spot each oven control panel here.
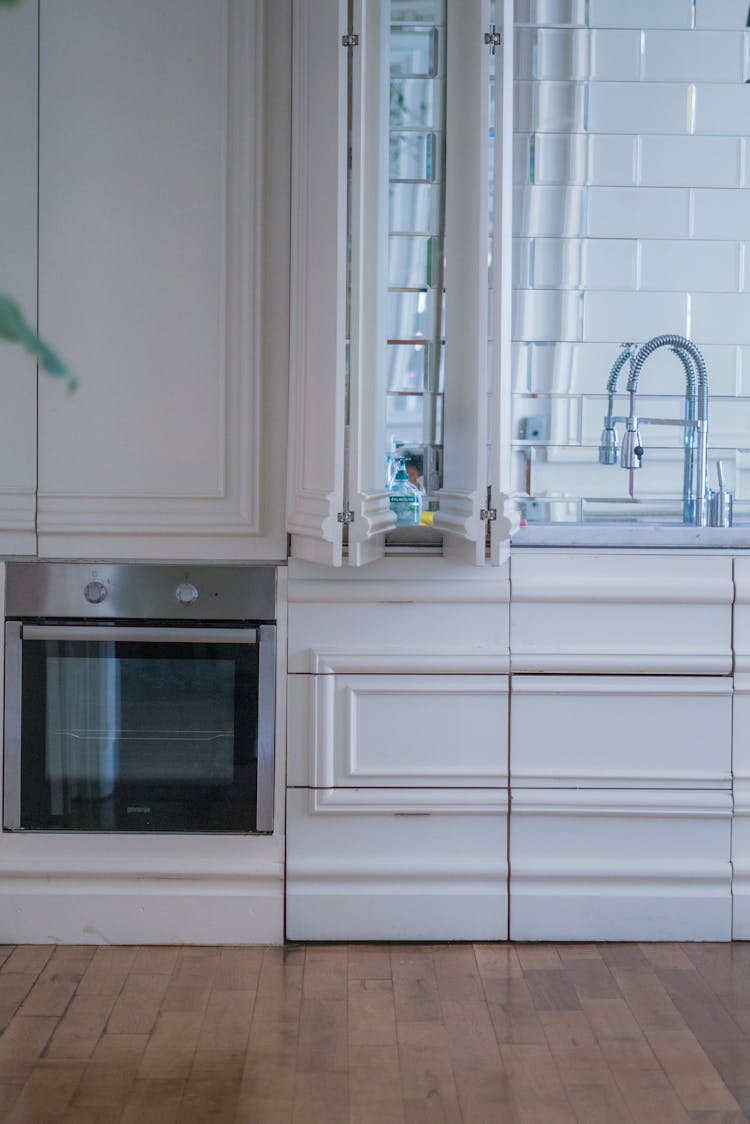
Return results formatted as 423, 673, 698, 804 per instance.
5, 562, 277, 621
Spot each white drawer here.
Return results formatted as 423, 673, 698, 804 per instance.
511, 674, 732, 788
510, 788, 732, 942
287, 558, 509, 672
510, 552, 733, 674
287, 671, 509, 788
286, 787, 508, 941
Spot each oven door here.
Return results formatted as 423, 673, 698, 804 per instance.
3, 623, 275, 833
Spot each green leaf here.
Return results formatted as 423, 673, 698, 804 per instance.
0, 295, 78, 390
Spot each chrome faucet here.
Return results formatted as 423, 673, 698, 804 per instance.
598, 334, 719, 527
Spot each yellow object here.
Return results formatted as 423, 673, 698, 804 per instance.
420, 511, 434, 526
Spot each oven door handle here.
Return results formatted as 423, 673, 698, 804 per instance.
20, 625, 259, 644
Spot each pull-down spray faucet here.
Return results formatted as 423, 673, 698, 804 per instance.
599, 334, 717, 527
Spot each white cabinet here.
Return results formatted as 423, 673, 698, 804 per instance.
285, 558, 511, 940
20, 0, 289, 561
731, 557, 750, 938
0, 1, 39, 556
509, 551, 734, 941
286, 0, 517, 568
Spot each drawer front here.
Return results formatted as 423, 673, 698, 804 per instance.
510, 552, 733, 674
286, 787, 508, 941
288, 672, 509, 788
510, 788, 732, 942
511, 675, 732, 788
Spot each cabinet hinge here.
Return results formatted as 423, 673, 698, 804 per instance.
337, 510, 354, 524
484, 25, 502, 53
481, 507, 497, 522
341, 32, 359, 47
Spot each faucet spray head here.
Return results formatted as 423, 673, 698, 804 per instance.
598, 424, 618, 465
620, 422, 644, 470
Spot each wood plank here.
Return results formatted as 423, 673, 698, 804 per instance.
0, 1015, 58, 1083
76, 948, 137, 997
391, 950, 441, 1023
136, 1011, 203, 1081
45, 995, 117, 1060
348, 978, 397, 1049
397, 1019, 462, 1123
70, 1032, 147, 1110
3, 1058, 86, 1124
499, 1043, 577, 1123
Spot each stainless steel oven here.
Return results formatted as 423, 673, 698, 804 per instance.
3, 562, 276, 834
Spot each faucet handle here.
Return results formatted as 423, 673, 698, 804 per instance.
620, 424, 643, 470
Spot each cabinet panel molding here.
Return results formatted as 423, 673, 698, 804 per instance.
287, 671, 509, 789
36, 0, 287, 560
511, 674, 732, 788
307, 787, 509, 814
0, 0, 38, 555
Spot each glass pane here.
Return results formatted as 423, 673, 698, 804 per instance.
390, 27, 438, 77
388, 234, 437, 287
389, 183, 442, 234
387, 342, 429, 391
378, 0, 446, 512
390, 132, 438, 181
390, 79, 442, 130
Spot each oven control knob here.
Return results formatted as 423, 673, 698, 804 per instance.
175, 582, 199, 606
84, 580, 108, 605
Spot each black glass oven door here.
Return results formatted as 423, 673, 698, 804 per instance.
3, 624, 275, 833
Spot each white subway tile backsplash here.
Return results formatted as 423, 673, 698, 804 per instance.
588, 135, 638, 186
515, 28, 587, 80
640, 240, 740, 293
691, 293, 750, 344
588, 83, 690, 134
583, 291, 688, 342
693, 190, 750, 240
517, 237, 637, 291
588, 187, 691, 239
590, 30, 642, 81
514, 134, 532, 185
530, 238, 585, 288
694, 84, 750, 135
513, 289, 582, 341
738, 347, 750, 395
582, 239, 639, 289
513, 185, 586, 237
515, 80, 586, 132
514, 0, 588, 28
512, 4, 750, 523
695, 1, 750, 30
640, 136, 741, 188
532, 133, 588, 184
643, 31, 745, 83
588, 0, 695, 30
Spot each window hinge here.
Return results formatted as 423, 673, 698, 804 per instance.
484, 25, 502, 53
337, 510, 354, 525
481, 507, 497, 522
341, 32, 359, 48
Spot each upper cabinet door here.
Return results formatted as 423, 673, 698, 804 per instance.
36, 0, 289, 561
0, 0, 38, 556
435, 0, 516, 566
287, 0, 348, 566
288, 0, 516, 569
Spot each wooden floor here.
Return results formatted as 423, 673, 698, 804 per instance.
0, 943, 749, 1122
